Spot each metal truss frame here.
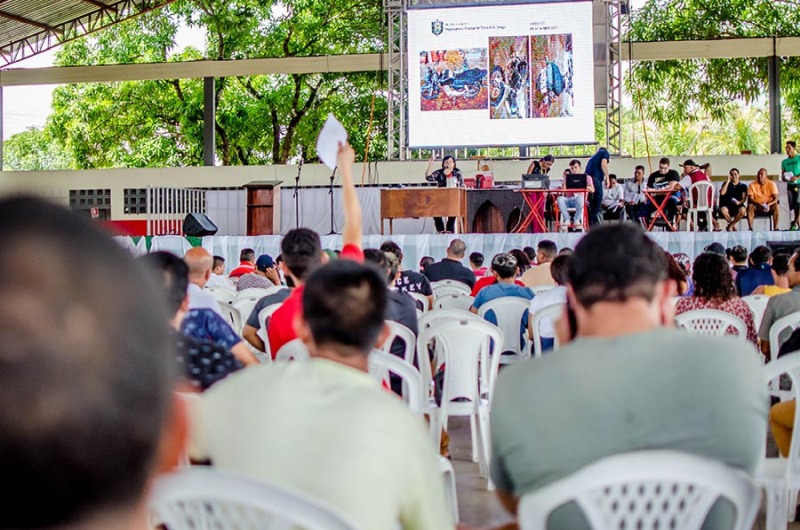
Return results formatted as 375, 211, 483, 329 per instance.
605, 0, 622, 156
0, 0, 176, 67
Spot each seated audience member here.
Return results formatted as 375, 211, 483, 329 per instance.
600, 174, 625, 220
523, 246, 537, 264
767, 325, 800, 457
736, 245, 773, 296
759, 251, 800, 359
191, 260, 453, 530
469, 252, 487, 277
422, 238, 476, 288
664, 251, 689, 296
715, 168, 748, 231
142, 251, 243, 390
623, 165, 647, 221
675, 252, 758, 344
747, 168, 779, 231
206, 255, 235, 291
241, 278, 292, 353
528, 254, 570, 352
228, 248, 256, 279
268, 143, 363, 356
644, 157, 682, 222
521, 240, 558, 288
419, 256, 435, 272
364, 249, 419, 395
0, 197, 186, 530
673, 252, 694, 296
753, 253, 791, 297
559, 247, 573, 255
180, 292, 258, 366
381, 241, 433, 309
237, 254, 281, 291
470, 253, 534, 350
556, 171, 595, 231
490, 223, 767, 530
184, 247, 225, 316
729, 244, 749, 281
471, 261, 527, 297
509, 248, 532, 276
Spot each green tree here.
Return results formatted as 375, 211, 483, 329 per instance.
4, 127, 71, 170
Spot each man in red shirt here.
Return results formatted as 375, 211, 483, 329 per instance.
228, 248, 256, 279
267, 143, 364, 357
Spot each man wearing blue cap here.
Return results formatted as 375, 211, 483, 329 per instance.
237, 254, 281, 291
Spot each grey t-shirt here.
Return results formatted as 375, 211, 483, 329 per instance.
758, 286, 800, 344
490, 328, 767, 530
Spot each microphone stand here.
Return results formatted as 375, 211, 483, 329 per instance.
293, 157, 303, 229
327, 167, 338, 235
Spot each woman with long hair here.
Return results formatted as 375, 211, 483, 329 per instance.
424, 155, 464, 233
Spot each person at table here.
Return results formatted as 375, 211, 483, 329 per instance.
601, 174, 625, 220
556, 169, 594, 232
623, 165, 647, 222
424, 155, 464, 234
644, 157, 681, 224
746, 167, 779, 231
526, 153, 554, 175
714, 167, 748, 231
585, 147, 610, 226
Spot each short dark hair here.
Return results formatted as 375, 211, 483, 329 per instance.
750, 245, 772, 266
141, 251, 189, 315
523, 246, 536, 262
240, 248, 255, 262
491, 253, 518, 279
772, 253, 791, 276
693, 252, 736, 301
380, 240, 403, 261
302, 260, 387, 353
635, 165, 645, 172
363, 248, 398, 285
537, 240, 558, 259
281, 228, 323, 280
550, 254, 571, 286
469, 252, 484, 267
788, 140, 797, 149
609, 174, 618, 181
0, 197, 173, 527
420, 256, 434, 270
509, 248, 532, 274
659, 157, 670, 166
568, 223, 667, 308
730, 245, 748, 263
569, 159, 581, 167
212, 255, 225, 270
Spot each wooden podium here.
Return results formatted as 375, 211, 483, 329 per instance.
380, 187, 468, 234
244, 181, 281, 235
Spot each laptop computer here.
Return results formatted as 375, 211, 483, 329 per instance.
565, 173, 588, 190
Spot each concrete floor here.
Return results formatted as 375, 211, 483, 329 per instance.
447, 417, 800, 530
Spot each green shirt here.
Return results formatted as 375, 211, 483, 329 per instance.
782, 155, 800, 188
491, 328, 767, 530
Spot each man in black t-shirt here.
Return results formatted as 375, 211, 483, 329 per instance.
715, 168, 748, 231
644, 157, 682, 222
381, 241, 433, 310
422, 238, 476, 288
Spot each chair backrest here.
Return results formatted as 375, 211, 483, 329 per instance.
381, 320, 416, 365
236, 287, 280, 301
765, 352, 800, 479
231, 298, 258, 331
530, 285, 555, 296
741, 295, 769, 331
275, 338, 310, 362
768, 311, 800, 362
517, 451, 760, 530
530, 303, 565, 358
477, 297, 530, 357
688, 181, 714, 210
256, 303, 283, 360
431, 280, 472, 298
418, 308, 484, 332
433, 293, 475, 311
217, 302, 243, 334
149, 468, 357, 530
406, 291, 430, 313
674, 309, 747, 338
368, 349, 423, 416
205, 286, 236, 304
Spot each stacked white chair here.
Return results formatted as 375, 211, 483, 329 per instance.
434, 293, 475, 311
742, 294, 769, 331
478, 297, 531, 364
368, 349, 424, 417
217, 303, 243, 335
530, 303, 565, 358
518, 451, 759, 530
757, 352, 800, 530
674, 309, 746, 339
406, 291, 430, 313
149, 467, 357, 530
431, 280, 472, 299
205, 285, 236, 304
275, 338, 310, 362
685, 181, 714, 232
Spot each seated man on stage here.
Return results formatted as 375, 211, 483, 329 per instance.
643, 157, 681, 226
424, 154, 464, 233
623, 165, 647, 222
714, 168, 748, 231
747, 168, 779, 231
600, 174, 625, 221
556, 169, 594, 232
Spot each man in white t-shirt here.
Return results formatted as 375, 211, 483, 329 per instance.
205, 255, 236, 292
528, 254, 570, 353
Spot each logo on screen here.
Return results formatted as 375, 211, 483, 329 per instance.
431, 19, 443, 36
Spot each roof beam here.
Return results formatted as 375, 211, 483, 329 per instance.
619, 37, 800, 61
0, 11, 62, 33
75, 0, 118, 11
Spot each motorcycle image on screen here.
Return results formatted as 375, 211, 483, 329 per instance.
422, 67, 486, 101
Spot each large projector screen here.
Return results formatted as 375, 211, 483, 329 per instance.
407, 2, 595, 148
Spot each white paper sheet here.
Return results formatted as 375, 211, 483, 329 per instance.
316, 114, 348, 170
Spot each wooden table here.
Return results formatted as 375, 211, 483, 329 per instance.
380, 188, 468, 235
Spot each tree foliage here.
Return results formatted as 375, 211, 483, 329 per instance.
4, 127, 71, 171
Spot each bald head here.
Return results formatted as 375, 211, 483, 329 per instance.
184, 247, 213, 286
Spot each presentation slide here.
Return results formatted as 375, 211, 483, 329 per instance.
407, 2, 595, 148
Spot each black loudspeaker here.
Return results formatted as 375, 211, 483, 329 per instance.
183, 213, 218, 237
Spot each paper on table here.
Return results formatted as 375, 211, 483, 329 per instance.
316, 114, 348, 170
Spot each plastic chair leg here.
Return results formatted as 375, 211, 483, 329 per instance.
765, 483, 789, 530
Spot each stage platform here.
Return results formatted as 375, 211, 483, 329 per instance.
117, 230, 800, 274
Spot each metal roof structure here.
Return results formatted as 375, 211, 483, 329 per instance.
0, 0, 175, 67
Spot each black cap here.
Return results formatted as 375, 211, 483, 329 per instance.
704, 242, 726, 256
680, 159, 699, 167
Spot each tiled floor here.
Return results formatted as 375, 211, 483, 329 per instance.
447, 417, 800, 529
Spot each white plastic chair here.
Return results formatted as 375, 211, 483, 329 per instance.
217, 303, 243, 335
674, 309, 747, 339
530, 285, 555, 296
149, 467, 357, 530
256, 303, 283, 362
381, 321, 416, 365
418, 308, 484, 333
406, 291, 430, 312
231, 298, 258, 333
205, 285, 236, 304
477, 297, 531, 363
275, 338, 310, 362
433, 293, 474, 311
742, 294, 770, 331
417, 318, 503, 487
518, 451, 759, 530
757, 352, 800, 530
431, 280, 472, 298
530, 303, 565, 358
685, 181, 714, 232
235, 287, 277, 301
768, 311, 800, 362
368, 349, 423, 417
438, 455, 459, 522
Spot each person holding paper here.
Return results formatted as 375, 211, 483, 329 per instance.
425, 155, 464, 233
781, 140, 800, 230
